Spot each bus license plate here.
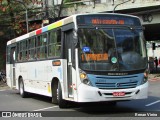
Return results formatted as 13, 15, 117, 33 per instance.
113, 92, 125, 96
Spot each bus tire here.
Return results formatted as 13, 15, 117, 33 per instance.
58, 81, 68, 108
19, 79, 28, 98
51, 80, 58, 104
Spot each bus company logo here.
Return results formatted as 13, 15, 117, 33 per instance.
96, 79, 107, 83
115, 82, 121, 88
1, 112, 42, 118
108, 73, 128, 76
2, 112, 11, 118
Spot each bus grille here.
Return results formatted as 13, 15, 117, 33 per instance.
95, 81, 138, 89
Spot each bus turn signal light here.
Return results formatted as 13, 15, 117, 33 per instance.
52, 60, 61, 66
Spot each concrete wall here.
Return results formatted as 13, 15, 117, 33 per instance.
138, 12, 160, 25
57, 0, 160, 16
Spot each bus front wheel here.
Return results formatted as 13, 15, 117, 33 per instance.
58, 81, 68, 108
51, 80, 58, 104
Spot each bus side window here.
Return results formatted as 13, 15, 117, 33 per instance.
41, 33, 47, 58
48, 29, 61, 58
19, 52, 22, 61
37, 49, 40, 59
25, 51, 28, 60
28, 38, 36, 60
55, 30, 61, 57
48, 30, 56, 57
36, 36, 41, 59
16, 43, 19, 62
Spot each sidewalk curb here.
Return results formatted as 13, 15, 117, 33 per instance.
148, 73, 160, 81
0, 84, 10, 90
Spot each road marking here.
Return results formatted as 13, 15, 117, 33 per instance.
145, 100, 160, 107
33, 106, 59, 111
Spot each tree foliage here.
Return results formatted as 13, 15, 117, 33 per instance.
0, 0, 35, 70
0, 0, 71, 70
0, 0, 79, 36
0, 0, 41, 36
0, 0, 32, 12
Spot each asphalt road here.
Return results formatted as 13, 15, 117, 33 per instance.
0, 77, 160, 120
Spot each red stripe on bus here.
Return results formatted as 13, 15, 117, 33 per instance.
36, 29, 42, 35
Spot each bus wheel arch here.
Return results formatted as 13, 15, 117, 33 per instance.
51, 77, 68, 108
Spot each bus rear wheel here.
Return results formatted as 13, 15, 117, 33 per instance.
51, 80, 58, 104
58, 81, 68, 108
19, 79, 28, 98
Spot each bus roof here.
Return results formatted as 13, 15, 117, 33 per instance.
7, 13, 140, 45
7, 15, 75, 45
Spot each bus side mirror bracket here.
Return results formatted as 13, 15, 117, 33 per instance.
73, 30, 78, 47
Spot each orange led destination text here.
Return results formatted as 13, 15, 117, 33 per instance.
81, 53, 108, 61
92, 19, 125, 25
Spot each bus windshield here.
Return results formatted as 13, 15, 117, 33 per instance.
78, 27, 147, 71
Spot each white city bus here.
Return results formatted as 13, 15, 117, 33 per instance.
6, 13, 148, 108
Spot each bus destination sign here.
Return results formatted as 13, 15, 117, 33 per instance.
92, 19, 124, 25
77, 14, 141, 26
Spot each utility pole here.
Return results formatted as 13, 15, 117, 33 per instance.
113, 0, 132, 13
45, 0, 49, 19
58, 0, 64, 20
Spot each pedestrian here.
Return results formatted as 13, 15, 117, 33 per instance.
154, 57, 158, 71
148, 57, 154, 73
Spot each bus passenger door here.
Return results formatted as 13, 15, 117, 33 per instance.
10, 46, 16, 88
64, 30, 75, 98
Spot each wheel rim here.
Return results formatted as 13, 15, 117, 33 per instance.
57, 88, 59, 100
20, 81, 23, 95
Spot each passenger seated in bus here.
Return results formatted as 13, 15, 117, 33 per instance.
27, 51, 31, 60
19, 52, 22, 61
37, 51, 40, 59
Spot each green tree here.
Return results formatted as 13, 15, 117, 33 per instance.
0, 0, 34, 36
0, 0, 34, 71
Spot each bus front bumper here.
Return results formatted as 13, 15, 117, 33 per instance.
77, 82, 148, 102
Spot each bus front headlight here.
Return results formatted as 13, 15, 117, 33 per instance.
141, 69, 149, 84
79, 69, 92, 86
